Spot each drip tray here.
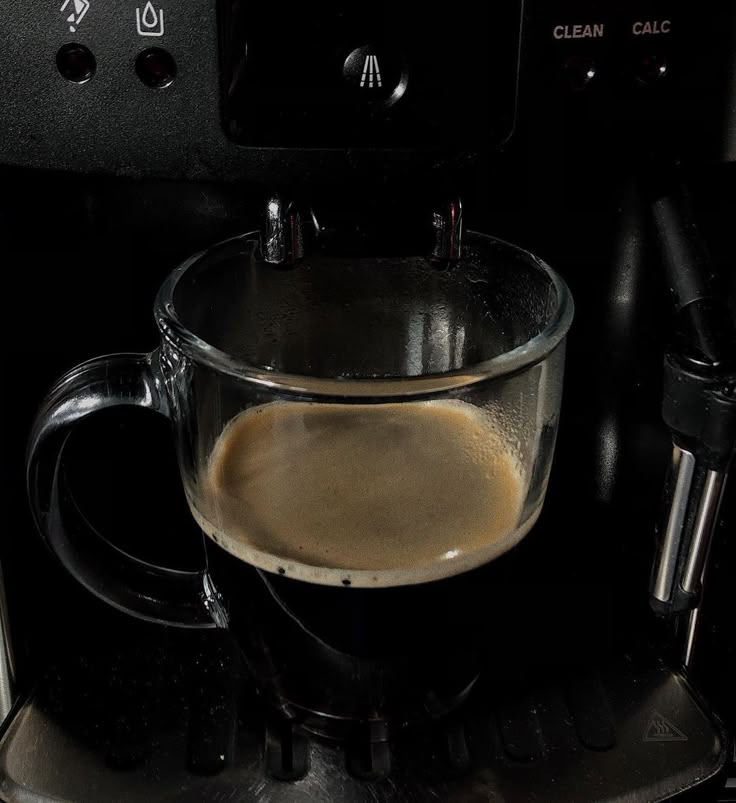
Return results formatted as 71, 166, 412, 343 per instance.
0, 647, 728, 803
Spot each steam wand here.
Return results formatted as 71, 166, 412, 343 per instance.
649, 179, 736, 622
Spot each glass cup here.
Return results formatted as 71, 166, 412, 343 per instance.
27, 231, 573, 629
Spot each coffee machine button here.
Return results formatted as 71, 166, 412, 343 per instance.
136, 47, 177, 88
56, 43, 96, 84
342, 45, 408, 111
562, 56, 597, 91
634, 54, 668, 85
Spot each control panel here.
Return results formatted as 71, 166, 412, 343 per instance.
0, 1, 730, 183
534, 0, 678, 91
219, 2, 522, 148
518, 0, 733, 171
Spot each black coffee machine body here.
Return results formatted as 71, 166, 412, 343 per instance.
1, 2, 735, 800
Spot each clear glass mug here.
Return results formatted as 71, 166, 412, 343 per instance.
27, 231, 574, 631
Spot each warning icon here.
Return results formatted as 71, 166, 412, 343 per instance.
643, 711, 688, 742
60, 0, 90, 33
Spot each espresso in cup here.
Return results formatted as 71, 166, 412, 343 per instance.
29, 232, 571, 624
187, 399, 537, 587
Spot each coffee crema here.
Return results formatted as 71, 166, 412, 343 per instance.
187, 399, 538, 587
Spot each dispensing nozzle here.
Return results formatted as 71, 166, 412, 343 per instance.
431, 198, 463, 264
262, 195, 308, 266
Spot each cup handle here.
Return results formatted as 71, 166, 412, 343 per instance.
26, 352, 215, 629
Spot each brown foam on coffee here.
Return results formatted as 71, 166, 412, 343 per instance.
187, 400, 537, 587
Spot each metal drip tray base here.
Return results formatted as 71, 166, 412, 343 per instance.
0, 648, 728, 802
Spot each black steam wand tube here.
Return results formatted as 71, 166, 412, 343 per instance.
648, 180, 736, 618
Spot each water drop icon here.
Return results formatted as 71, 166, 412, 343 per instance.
142, 2, 157, 28
136, 1, 165, 36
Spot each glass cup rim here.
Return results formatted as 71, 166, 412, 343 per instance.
153, 230, 575, 398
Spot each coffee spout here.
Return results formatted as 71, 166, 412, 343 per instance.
431, 198, 463, 264
263, 195, 305, 266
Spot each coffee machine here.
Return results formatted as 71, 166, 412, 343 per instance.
1, 1, 735, 800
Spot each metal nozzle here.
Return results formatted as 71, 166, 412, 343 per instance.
431, 198, 463, 263
263, 196, 305, 266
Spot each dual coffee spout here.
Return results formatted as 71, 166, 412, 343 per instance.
260, 195, 463, 266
